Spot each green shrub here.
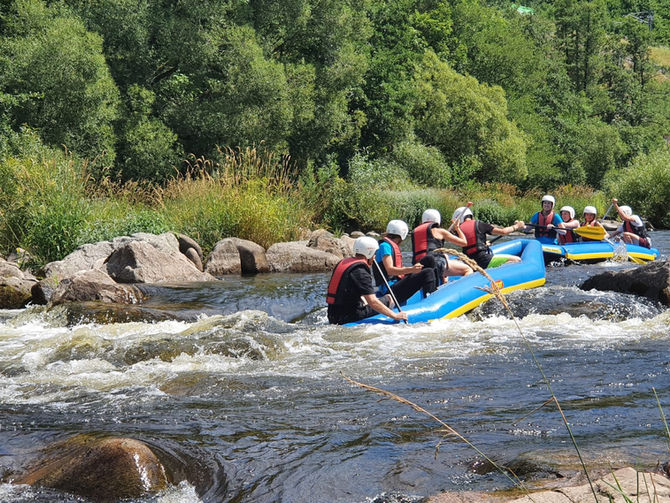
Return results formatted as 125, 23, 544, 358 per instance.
390, 139, 451, 188
0, 142, 90, 264
80, 201, 170, 245
604, 147, 670, 227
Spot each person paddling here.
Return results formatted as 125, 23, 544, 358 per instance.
609, 199, 652, 249
528, 195, 563, 244
374, 220, 437, 304
411, 209, 473, 283
327, 236, 408, 325
580, 206, 608, 242
557, 206, 579, 244
453, 207, 525, 269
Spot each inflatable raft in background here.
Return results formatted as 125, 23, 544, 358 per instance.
542, 240, 659, 264
348, 239, 546, 325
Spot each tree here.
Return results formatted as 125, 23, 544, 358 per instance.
0, 0, 120, 168
412, 51, 528, 184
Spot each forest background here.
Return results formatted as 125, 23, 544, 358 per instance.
1, 0, 670, 268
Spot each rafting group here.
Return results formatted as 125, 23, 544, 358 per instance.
326, 196, 658, 326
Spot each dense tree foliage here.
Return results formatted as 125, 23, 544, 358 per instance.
0, 0, 669, 191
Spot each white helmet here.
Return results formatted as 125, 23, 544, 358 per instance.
583, 205, 597, 215
619, 205, 632, 217
386, 219, 409, 240
452, 206, 474, 223
559, 206, 575, 219
541, 194, 555, 206
353, 236, 379, 259
422, 209, 441, 225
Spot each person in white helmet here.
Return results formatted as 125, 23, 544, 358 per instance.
452, 207, 525, 268
411, 209, 473, 282
374, 220, 437, 303
557, 206, 580, 244
580, 205, 608, 242
528, 195, 563, 244
326, 236, 408, 325
609, 198, 651, 248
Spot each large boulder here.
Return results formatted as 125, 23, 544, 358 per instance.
43, 233, 207, 280
15, 435, 168, 502
205, 237, 269, 276
307, 229, 353, 258
266, 241, 340, 273
43, 241, 114, 280
580, 259, 670, 305
50, 269, 146, 305
176, 233, 204, 271
106, 240, 216, 283
0, 259, 38, 308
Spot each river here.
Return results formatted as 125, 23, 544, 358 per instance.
1, 233, 669, 503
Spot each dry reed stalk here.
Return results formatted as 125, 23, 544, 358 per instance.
432, 246, 599, 501
341, 374, 534, 499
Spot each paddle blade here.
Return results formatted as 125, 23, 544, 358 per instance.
574, 225, 606, 240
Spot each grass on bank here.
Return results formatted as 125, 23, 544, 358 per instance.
0, 132, 656, 271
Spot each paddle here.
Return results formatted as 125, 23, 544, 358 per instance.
572, 225, 606, 241
372, 260, 407, 324
601, 203, 614, 222
447, 201, 473, 232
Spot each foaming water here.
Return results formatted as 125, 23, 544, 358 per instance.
1, 233, 669, 502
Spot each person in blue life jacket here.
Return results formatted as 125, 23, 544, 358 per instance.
527, 195, 563, 244
580, 206, 608, 242
374, 219, 437, 303
453, 207, 525, 269
609, 198, 652, 249
411, 209, 473, 283
327, 236, 408, 325
557, 206, 580, 244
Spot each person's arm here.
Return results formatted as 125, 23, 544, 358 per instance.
438, 225, 467, 247
381, 254, 422, 276
363, 293, 407, 322
491, 220, 525, 236
612, 198, 635, 223
562, 220, 580, 229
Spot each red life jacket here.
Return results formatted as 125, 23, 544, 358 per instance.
536, 211, 555, 238
412, 222, 442, 262
461, 219, 487, 256
377, 237, 404, 280
558, 219, 576, 244
326, 257, 369, 305
624, 219, 648, 238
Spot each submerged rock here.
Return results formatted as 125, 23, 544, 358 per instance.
425, 467, 670, 502
50, 269, 146, 305
580, 258, 670, 305
14, 435, 169, 502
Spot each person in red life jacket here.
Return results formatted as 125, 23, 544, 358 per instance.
527, 195, 563, 244
411, 209, 473, 282
609, 198, 652, 249
580, 205, 608, 242
327, 236, 408, 325
557, 206, 580, 244
453, 207, 525, 269
374, 220, 437, 303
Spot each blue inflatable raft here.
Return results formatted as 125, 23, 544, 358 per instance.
541, 240, 659, 264
347, 239, 546, 325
